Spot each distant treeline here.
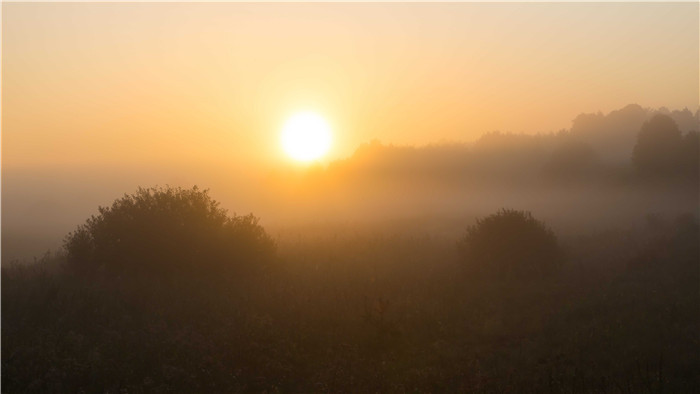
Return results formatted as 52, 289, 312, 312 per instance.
291, 105, 699, 189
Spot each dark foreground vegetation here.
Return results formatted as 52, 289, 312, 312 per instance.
3, 186, 699, 393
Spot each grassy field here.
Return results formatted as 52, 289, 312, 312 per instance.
2, 214, 698, 393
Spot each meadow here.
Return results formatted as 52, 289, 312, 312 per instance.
3, 3, 699, 392
3, 200, 698, 393
3, 110, 700, 393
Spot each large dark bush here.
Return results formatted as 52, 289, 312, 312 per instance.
457, 209, 563, 278
64, 186, 275, 278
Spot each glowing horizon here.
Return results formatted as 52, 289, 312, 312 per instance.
3, 2, 698, 171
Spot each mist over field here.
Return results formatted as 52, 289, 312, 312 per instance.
4, 104, 698, 262
3, 2, 699, 393
4, 104, 699, 391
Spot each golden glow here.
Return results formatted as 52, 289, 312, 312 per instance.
281, 112, 332, 162
2, 3, 698, 168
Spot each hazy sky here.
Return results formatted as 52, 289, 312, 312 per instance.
3, 2, 699, 169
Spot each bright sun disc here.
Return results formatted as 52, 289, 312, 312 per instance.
281, 112, 332, 162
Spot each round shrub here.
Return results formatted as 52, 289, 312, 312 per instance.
64, 186, 275, 278
457, 209, 563, 278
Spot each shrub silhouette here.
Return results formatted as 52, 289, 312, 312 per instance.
64, 186, 275, 278
457, 209, 562, 278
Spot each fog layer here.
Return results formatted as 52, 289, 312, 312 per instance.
3, 104, 698, 262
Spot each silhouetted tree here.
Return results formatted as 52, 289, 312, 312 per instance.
632, 114, 684, 177
64, 186, 275, 278
457, 209, 563, 278
570, 104, 648, 160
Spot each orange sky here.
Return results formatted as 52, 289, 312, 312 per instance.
3, 2, 698, 169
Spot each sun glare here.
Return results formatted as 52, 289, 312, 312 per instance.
281, 112, 332, 162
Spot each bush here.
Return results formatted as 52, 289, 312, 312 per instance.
64, 186, 275, 279
457, 209, 563, 278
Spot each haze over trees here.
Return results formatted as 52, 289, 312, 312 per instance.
2, 1, 698, 390
570, 104, 698, 160
3, 104, 698, 262
632, 114, 699, 179
335, 105, 697, 182
267, 105, 698, 232
292, 104, 698, 189
3, 104, 699, 392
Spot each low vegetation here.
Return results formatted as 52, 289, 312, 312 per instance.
3, 188, 698, 392
63, 186, 275, 280
458, 209, 563, 278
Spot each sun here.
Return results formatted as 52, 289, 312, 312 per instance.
281, 111, 332, 162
